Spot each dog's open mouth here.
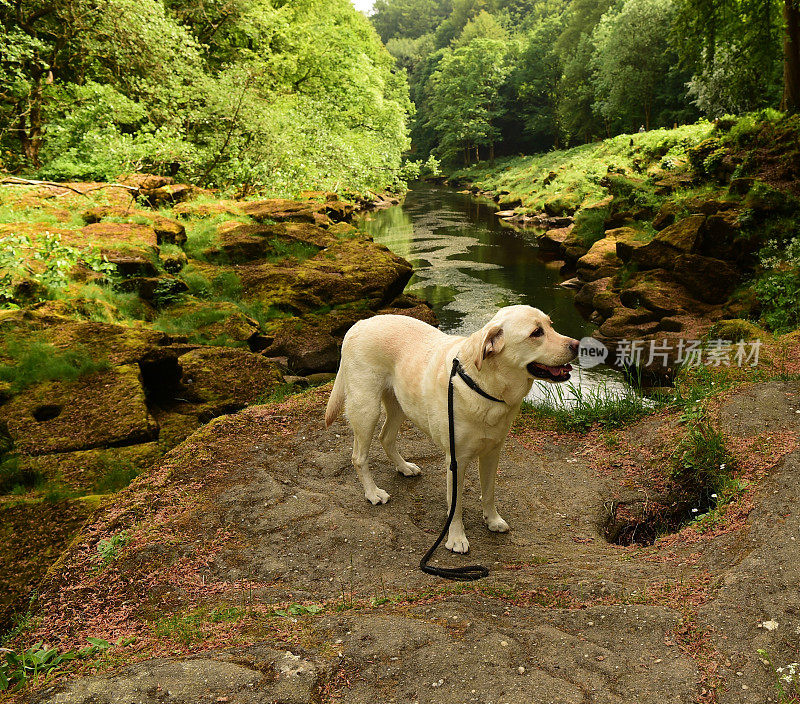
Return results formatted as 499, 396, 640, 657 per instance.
527, 361, 573, 382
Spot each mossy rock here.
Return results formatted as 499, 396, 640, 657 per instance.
631, 215, 705, 269
172, 200, 244, 219
81, 222, 158, 249
178, 347, 284, 413
0, 311, 170, 365
203, 222, 330, 263
0, 498, 94, 632
707, 319, 763, 341
0, 364, 157, 455
21, 442, 162, 491
240, 199, 331, 225
234, 237, 412, 313
618, 270, 699, 316
673, 254, 739, 304
576, 236, 624, 282
156, 300, 261, 345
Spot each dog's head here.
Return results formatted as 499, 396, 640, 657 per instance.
470, 305, 579, 383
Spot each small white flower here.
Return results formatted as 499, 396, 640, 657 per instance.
711, 493, 718, 499
691, 508, 699, 513
719, 463, 726, 469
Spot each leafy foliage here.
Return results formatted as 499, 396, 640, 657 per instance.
0, 639, 111, 692
1, 0, 412, 194
0, 233, 115, 308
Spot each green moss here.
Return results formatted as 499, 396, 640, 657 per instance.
0, 336, 111, 393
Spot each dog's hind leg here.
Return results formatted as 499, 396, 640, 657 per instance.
379, 390, 422, 477
346, 386, 389, 505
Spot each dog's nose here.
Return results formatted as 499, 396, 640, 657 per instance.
569, 339, 579, 355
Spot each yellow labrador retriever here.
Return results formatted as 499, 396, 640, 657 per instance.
325, 305, 578, 554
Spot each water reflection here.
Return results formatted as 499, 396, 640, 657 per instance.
360, 182, 630, 404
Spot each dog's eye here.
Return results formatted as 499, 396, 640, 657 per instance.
530, 328, 544, 338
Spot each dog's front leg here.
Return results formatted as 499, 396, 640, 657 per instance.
444, 450, 471, 553
479, 445, 509, 533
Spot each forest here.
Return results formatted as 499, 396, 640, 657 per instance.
0, 0, 413, 194
372, 0, 800, 163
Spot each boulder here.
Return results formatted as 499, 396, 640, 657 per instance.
0, 312, 170, 366
537, 225, 573, 251
158, 300, 262, 346
152, 217, 187, 246
115, 276, 189, 304
651, 202, 678, 231
160, 248, 188, 274
204, 223, 330, 263
81, 222, 158, 249
0, 365, 157, 455
118, 173, 174, 191
618, 271, 699, 316
574, 277, 612, 310
672, 254, 739, 304
236, 237, 413, 313
100, 249, 160, 278
630, 215, 705, 270
240, 199, 330, 225
178, 348, 284, 414
145, 184, 194, 207
598, 307, 661, 339
377, 294, 438, 326
576, 237, 623, 282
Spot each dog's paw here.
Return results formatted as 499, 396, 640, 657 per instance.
485, 515, 510, 533
397, 462, 422, 477
365, 488, 390, 505
445, 533, 470, 554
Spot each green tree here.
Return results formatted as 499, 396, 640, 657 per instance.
590, 0, 684, 131
428, 37, 510, 163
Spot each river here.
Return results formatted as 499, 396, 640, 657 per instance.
360, 182, 629, 405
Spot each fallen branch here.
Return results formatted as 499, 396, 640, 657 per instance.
0, 176, 139, 198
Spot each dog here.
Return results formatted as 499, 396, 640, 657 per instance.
324, 305, 579, 554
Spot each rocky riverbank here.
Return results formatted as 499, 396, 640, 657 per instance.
452, 115, 800, 375
0, 177, 434, 631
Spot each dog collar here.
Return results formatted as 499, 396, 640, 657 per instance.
451, 359, 505, 404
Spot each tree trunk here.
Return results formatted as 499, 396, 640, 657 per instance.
783, 0, 800, 113
19, 77, 44, 167
489, 142, 495, 163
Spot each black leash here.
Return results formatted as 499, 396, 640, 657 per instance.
419, 358, 504, 581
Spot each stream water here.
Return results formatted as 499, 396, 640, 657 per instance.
360, 182, 629, 405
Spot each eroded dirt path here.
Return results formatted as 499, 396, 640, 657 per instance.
22, 382, 800, 704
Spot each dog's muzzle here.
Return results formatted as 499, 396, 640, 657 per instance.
526, 361, 573, 382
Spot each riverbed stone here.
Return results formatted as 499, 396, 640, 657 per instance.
240, 198, 330, 225
618, 271, 700, 317
537, 225, 573, 251
0, 365, 157, 455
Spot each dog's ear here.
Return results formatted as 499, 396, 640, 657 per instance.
475, 324, 504, 370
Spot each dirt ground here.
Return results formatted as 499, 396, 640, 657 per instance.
20, 381, 800, 704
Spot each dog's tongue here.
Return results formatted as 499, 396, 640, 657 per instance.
535, 363, 572, 373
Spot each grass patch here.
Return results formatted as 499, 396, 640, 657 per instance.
0, 450, 43, 495
265, 238, 320, 263
0, 336, 110, 393
520, 378, 658, 433
92, 457, 141, 494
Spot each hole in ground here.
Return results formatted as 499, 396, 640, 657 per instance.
32, 405, 62, 422
602, 493, 718, 547
138, 357, 185, 407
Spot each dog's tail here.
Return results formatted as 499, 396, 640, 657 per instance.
324, 368, 345, 428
